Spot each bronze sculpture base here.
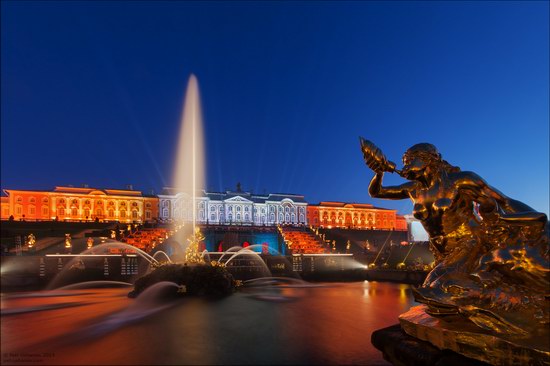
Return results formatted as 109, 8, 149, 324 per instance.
399, 305, 550, 366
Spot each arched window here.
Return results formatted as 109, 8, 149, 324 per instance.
71, 208, 78, 216
270, 213, 275, 222
228, 213, 233, 221
59, 199, 65, 204
96, 208, 103, 216
29, 197, 36, 204
245, 206, 249, 212
237, 206, 241, 212
285, 207, 290, 213
132, 210, 138, 219
146, 202, 151, 208
16, 196, 23, 203
59, 207, 65, 216
42, 206, 49, 216
291, 213, 295, 222
72, 199, 78, 206
285, 213, 290, 222
211, 213, 216, 221
120, 210, 126, 218
29, 206, 36, 215
244, 213, 249, 221
299, 214, 304, 223
42, 197, 49, 204
163, 209, 168, 217
237, 213, 241, 221
84, 208, 90, 218
108, 209, 114, 218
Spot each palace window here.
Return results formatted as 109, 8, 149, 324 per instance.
29, 206, 36, 215
279, 214, 283, 221
59, 199, 65, 204
72, 199, 78, 206
132, 202, 138, 207
132, 211, 138, 219
163, 209, 168, 217
16, 196, 23, 203
108, 210, 114, 218
120, 210, 126, 218
300, 214, 304, 223
96, 208, 103, 216
42, 206, 49, 215
270, 213, 275, 221
244, 214, 249, 221
245, 206, 249, 212
236, 206, 241, 212
84, 200, 90, 205
42, 197, 49, 204
72, 208, 78, 216
16, 206, 22, 215
146, 211, 151, 219
145, 202, 151, 208
237, 213, 241, 221
84, 209, 90, 218
120, 202, 126, 207
262, 208, 265, 213
270, 206, 274, 212
29, 197, 36, 204
211, 213, 216, 221
285, 207, 289, 213
59, 207, 65, 215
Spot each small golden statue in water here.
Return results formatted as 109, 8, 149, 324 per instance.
361, 138, 549, 364
185, 226, 205, 264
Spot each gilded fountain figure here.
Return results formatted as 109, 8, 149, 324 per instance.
360, 137, 549, 363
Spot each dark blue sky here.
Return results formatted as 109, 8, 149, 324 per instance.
1, 1, 548, 215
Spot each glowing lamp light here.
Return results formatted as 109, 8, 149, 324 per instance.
64, 234, 72, 249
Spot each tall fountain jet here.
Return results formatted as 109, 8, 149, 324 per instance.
173, 74, 206, 235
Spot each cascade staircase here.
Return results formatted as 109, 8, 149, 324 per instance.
279, 226, 327, 254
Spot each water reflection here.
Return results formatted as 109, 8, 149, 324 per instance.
1, 282, 417, 365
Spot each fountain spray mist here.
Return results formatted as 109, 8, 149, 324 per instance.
173, 74, 206, 240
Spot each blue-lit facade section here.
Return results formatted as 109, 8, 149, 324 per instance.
204, 231, 284, 255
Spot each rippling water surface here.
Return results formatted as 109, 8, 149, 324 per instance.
1, 281, 416, 365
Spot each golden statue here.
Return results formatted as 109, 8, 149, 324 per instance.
185, 226, 205, 264
360, 138, 549, 358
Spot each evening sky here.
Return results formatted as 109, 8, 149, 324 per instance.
1, 1, 548, 215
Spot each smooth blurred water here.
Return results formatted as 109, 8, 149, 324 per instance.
1, 281, 416, 365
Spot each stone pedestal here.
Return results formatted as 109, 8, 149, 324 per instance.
398, 305, 550, 366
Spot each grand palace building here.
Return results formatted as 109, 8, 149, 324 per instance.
1, 185, 407, 230
1, 186, 158, 223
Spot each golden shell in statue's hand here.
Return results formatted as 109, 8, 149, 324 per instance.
359, 137, 396, 173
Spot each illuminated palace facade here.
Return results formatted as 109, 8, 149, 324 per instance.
307, 202, 407, 230
1, 186, 406, 230
158, 188, 308, 225
1, 186, 158, 224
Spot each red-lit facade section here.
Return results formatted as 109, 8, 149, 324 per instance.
1, 186, 159, 224
307, 202, 407, 230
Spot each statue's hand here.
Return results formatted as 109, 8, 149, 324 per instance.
360, 137, 396, 173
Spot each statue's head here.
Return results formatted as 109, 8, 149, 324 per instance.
402, 143, 442, 180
